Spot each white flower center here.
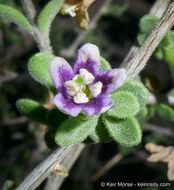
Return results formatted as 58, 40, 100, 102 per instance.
63, 5, 78, 17
89, 81, 103, 98
64, 68, 103, 104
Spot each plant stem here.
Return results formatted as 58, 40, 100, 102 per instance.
20, 0, 52, 53
92, 153, 123, 182
16, 1, 174, 190
21, 0, 36, 23
121, 0, 171, 70
126, 1, 174, 79
15, 144, 85, 190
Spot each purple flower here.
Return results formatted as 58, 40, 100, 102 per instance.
50, 43, 126, 117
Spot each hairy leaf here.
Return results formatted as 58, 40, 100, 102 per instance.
116, 80, 149, 109
47, 108, 68, 132
164, 45, 174, 77
137, 33, 147, 46
136, 107, 148, 127
55, 116, 99, 146
87, 116, 112, 143
139, 15, 158, 34
0, 4, 32, 31
157, 104, 174, 121
103, 115, 142, 146
16, 99, 48, 124
100, 56, 111, 72
108, 92, 139, 118
38, 0, 64, 36
162, 31, 174, 47
28, 53, 54, 90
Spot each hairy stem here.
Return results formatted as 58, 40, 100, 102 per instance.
20, 0, 52, 53
15, 144, 85, 190
21, 0, 36, 23
126, 1, 174, 79
121, 0, 171, 69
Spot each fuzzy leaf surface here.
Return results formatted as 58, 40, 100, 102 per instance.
0, 4, 32, 31
139, 15, 158, 34
55, 116, 99, 146
116, 80, 149, 109
108, 92, 139, 118
100, 56, 111, 72
104, 115, 142, 146
28, 53, 54, 90
87, 116, 112, 143
16, 99, 48, 124
38, 0, 64, 36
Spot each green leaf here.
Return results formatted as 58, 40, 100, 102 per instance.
153, 31, 174, 61
28, 53, 55, 90
55, 116, 99, 146
116, 80, 149, 109
3, 180, 15, 190
87, 116, 112, 143
103, 115, 142, 146
137, 33, 147, 46
0, 5, 32, 31
45, 109, 68, 149
47, 108, 68, 132
164, 45, 174, 77
108, 92, 139, 118
16, 99, 48, 124
38, 0, 64, 36
147, 106, 155, 118
139, 15, 158, 34
136, 107, 148, 127
162, 31, 174, 47
100, 56, 111, 72
154, 47, 164, 60
45, 131, 57, 149
157, 104, 174, 121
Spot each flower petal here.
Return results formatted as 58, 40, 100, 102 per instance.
73, 43, 100, 76
52, 93, 82, 117
82, 96, 114, 116
50, 57, 74, 93
94, 68, 126, 95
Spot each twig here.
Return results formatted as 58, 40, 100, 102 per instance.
15, 144, 85, 190
20, 0, 52, 53
0, 70, 18, 83
1, 117, 27, 127
149, 0, 171, 17
145, 123, 174, 139
121, 0, 171, 69
124, 1, 174, 79
92, 153, 123, 182
44, 143, 85, 190
21, 0, 36, 23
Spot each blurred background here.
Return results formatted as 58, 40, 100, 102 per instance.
0, 0, 174, 189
